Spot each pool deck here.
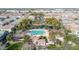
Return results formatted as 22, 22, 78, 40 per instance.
28, 29, 49, 46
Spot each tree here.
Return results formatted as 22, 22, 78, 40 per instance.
39, 36, 48, 43
43, 37, 48, 43
23, 35, 30, 43
7, 42, 23, 50
16, 18, 32, 30
62, 34, 78, 50
64, 34, 76, 42
6, 34, 13, 41
45, 17, 61, 29
31, 12, 44, 23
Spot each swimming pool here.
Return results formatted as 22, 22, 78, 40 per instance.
29, 29, 46, 36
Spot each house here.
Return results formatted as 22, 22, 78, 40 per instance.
1, 24, 14, 32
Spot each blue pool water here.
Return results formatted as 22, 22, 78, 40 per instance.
30, 29, 45, 35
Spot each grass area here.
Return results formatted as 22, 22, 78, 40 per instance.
7, 42, 23, 50
7, 35, 30, 50
72, 45, 79, 50
47, 44, 62, 50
